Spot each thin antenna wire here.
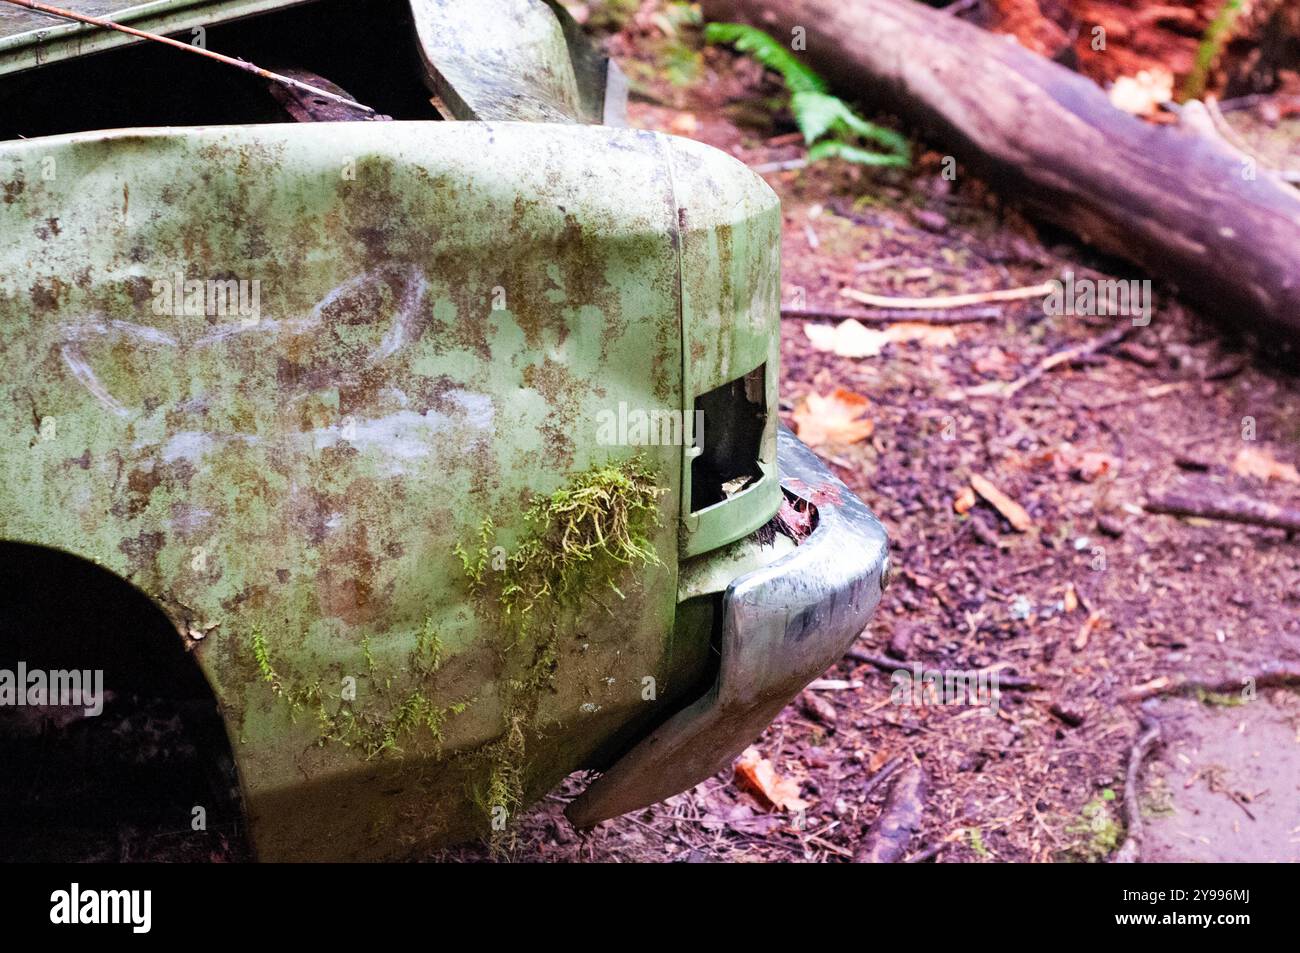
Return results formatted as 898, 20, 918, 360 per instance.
2, 0, 376, 115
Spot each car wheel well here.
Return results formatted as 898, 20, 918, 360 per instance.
0, 542, 249, 861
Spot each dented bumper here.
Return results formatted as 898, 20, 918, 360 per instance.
568, 425, 890, 826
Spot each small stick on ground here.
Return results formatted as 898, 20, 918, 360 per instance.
840, 281, 1057, 310
845, 648, 1041, 690
904, 841, 946, 863
855, 764, 928, 863
964, 323, 1133, 399
1144, 490, 1300, 534
1122, 662, 1300, 702
860, 756, 906, 800
1085, 381, 1187, 412
781, 305, 1002, 324
1113, 714, 1162, 863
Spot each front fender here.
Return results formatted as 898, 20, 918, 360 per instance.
1, 121, 694, 858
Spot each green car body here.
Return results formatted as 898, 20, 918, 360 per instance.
0, 0, 888, 860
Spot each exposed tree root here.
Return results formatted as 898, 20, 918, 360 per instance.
1123, 663, 1300, 702
1113, 714, 1162, 864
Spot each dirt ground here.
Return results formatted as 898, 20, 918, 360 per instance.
1144, 694, 1300, 863
437, 3, 1300, 863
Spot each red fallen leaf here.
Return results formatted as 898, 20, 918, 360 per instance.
733, 746, 810, 813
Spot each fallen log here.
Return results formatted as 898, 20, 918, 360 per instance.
701, 0, 1300, 344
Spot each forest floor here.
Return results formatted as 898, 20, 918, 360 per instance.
438, 3, 1300, 863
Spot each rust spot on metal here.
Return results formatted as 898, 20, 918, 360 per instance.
783, 478, 844, 508
522, 356, 588, 469
2, 174, 23, 204
28, 276, 66, 312
117, 529, 165, 576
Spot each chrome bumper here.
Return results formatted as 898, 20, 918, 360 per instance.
567, 425, 890, 826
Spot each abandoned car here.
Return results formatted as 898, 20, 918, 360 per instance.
0, 0, 888, 860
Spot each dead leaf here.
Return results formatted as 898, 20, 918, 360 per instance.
969, 474, 1034, 532
972, 346, 1011, 376
734, 746, 810, 813
953, 485, 977, 514
1232, 446, 1300, 484
1108, 68, 1173, 117
888, 322, 959, 349
791, 388, 874, 447
1063, 583, 1078, 614
805, 320, 891, 358
867, 749, 893, 772
805, 318, 956, 358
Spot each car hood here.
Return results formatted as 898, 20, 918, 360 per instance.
0, 0, 314, 76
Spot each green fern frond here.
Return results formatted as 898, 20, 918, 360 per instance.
791, 91, 911, 159
807, 140, 910, 168
703, 22, 826, 94
1182, 0, 1245, 102
706, 23, 909, 169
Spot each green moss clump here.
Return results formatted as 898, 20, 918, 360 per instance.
251, 628, 276, 686
1194, 686, 1247, 707
249, 617, 464, 760
456, 456, 665, 850
462, 456, 664, 639
1063, 789, 1124, 862
249, 457, 665, 850
414, 617, 443, 676
455, 517, 496, 592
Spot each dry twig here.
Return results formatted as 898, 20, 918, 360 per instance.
845, 648, 1041, 691
1123, 662, 1300, 703
963, 324, 1133, 399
